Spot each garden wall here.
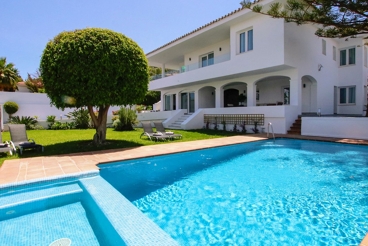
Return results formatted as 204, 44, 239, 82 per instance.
302, 117, 368, 140
0, 92, 120, 130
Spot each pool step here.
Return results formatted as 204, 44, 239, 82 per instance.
0, 183, 83, 220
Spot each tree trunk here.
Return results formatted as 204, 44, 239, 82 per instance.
88, 105, 110, 145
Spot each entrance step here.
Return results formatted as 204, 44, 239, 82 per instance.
167, 114, 192, 129
287, 116, 301, 135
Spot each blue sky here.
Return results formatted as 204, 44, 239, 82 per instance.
2, 0, 241, 79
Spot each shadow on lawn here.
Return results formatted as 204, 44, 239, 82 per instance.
184, 129, 245, 136
17, 139, 146, 158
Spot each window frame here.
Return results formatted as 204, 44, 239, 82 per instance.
322, 39, 326, 55
237, 28, 254, 55
338, 86, 356, 105
199, 52, 214, 68
339, 46, 356, 66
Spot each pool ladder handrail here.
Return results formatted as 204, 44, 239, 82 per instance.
267, 122, 275, 143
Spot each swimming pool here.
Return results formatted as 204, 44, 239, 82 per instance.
100, 139, 368, 245
0, 172, 177, 246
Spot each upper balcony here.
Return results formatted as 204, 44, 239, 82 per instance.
150, 52, 231, 81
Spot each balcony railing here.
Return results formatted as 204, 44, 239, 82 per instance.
150, 52, 231, 81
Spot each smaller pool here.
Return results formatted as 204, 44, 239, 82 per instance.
0, 172, 178, 246
1, 202, 100, 245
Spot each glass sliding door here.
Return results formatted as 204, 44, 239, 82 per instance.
164, 95, 171, 111
181, 93, 188, 111
181, 92, 195, 113
173, 94, 176, 110
189, 92, 195, 113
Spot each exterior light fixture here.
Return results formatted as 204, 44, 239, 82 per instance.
219, 47, 222, 51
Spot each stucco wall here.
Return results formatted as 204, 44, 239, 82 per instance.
182, 105, 299, 133
302, 117, 368, 140
0, 92, 121, 126
284, 22, 367, 115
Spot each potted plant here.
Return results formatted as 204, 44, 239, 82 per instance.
238, 93, 247, 106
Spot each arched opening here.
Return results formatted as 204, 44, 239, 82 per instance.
198, 86, 215, 109
255, 76, 290, 106
224, 89, 239, 107
222, 82, 247, 107
301, 75, 317, 113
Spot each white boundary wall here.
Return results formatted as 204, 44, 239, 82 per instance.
0, 92, 120, 129
302, 117, 368, 140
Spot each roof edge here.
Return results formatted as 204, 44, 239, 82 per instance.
146, 7, 246, 56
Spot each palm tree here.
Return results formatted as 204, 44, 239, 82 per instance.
0, 57, 21, 91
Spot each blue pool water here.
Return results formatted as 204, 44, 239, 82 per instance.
0, 202, 99, 245
100, 139, 368, 245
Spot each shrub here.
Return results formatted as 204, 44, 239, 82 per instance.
113, 108, 137, 131
233, 123, 238, 132
47, 115, 56, 122
221, 121, 226, 131
33, 125, 45, 130
66, 108, 91, 129
111, 110, 119, 123
9, 116, 38, 130
50, 121, 74, 130
3, 101, 19, 118
241, 121, 247, 133
251, 121, 259, 133
46, 115, 56, 129
135, 105, 145, 113
25, 72, 45, 93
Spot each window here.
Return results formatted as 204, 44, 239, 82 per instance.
238, 29, 253, 54
333, 46, 336, 61
322, 39, 326, 55
283, 87, 290, 105
200, 52, 214, 67
164, 95, 171, 111
340, 47, 355, 66
339, 86, 356, 104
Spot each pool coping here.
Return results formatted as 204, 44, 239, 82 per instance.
1, 134, 368, 186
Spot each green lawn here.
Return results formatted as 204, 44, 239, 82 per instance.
0, 128, 242, 166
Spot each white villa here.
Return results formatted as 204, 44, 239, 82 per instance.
146, 0, 368, 138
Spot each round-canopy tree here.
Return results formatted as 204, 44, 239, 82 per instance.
40, 28, 149, 144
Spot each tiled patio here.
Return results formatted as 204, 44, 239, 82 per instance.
1, 134, 368, 186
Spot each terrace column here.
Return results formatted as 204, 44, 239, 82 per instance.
176, 92, 180, 111
215, 86, 222, 108
161, 64, 165, 78
194, 90, 199, 111
289, 78, 300, 106
160, 93, 165, 111
246, 82, 256, 106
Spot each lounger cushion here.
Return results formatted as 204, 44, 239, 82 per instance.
19, 141, 36, 147
153, 133, 163, 136
0, 143, 8, 148
165, 132, 174, 135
